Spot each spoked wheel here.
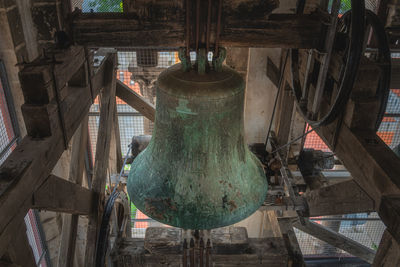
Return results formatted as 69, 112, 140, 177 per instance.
338, 9, 391, 130
291, 0, 366, 126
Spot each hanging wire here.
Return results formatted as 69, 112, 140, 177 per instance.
271, 126, 321, 154
264, 51, 290, 151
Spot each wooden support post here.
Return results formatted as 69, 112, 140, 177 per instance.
109, 104, 122, 175
85, 53, 117, 266
58, 116, 89, 267
116, 80, 155, 122
373, 230, 400, 266
293, 219, 376, 264
114, 103, 123, 172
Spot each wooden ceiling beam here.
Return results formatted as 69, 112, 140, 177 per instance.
71, 13, 327, 49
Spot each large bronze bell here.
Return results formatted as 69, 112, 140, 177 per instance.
127, 61, 268, 229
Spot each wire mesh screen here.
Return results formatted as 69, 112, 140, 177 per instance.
117, 50, 180, 236
116, 50, 178, 152
71, 0, 123, 13
24, 210, 51, 267
303, 125, 331, 152
296, 213, 385, 258
0, 63, 18, 165
328, 0, 378, 14
377, 89, 400, 153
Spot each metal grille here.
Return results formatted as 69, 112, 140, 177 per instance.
303, 125, 331, 152
117, 50, 179, 236
296, 213, 385, 258
0, 61, 19, 165
329, 0, 378, 14
24, 210, 51, 267
88, 96, 100, 161
71, 0, 123, 13
116, 50, 178, 153
377, 89, 400, 153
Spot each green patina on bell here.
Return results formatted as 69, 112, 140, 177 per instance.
127, 61, 268, 229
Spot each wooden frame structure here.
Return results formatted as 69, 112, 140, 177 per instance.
1, 0, 400, 265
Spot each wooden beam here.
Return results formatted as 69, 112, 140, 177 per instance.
32, 174, 94, 214
116, 80, 155, 122
6, 223, 36, 267
114, 102, 123, 171
18, 46, 86, 105
58, 116, 89, 267
85, 53, 117, 266
0, 48, 108, 257
109, 104, 123, 174
373, 230, 400, 266
305, 180, 375, 217
293, 219, 376, 264
316, 125, 400, 239
71, 13, 326, 49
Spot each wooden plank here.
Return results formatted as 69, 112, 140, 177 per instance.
114, 104, 123, 172
85, 53, 117, 266
305, 180, 375, 217
72, 13, 326, 49
109, 103, 123, 174
373, 230, 400, 266
32, 174, 94, 214
116, 80, 155, 122
58, 116, 89, 267
293, 219, 376, 263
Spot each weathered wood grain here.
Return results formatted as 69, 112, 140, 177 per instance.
32, 174, 94, 214
72, 13, 326, 49
85, 53, 117, 266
